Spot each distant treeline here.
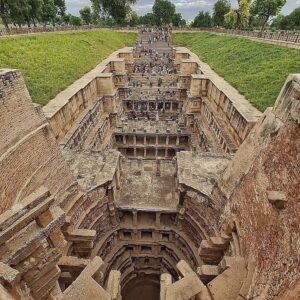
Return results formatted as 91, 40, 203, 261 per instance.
0, 0, 186, 28
191, 0, 300, 31
271, 8, 300, 30
0, 0, 67, 28
1, 0, 298, 31
78, 0, 186, 27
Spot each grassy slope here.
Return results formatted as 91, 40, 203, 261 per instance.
0, 30, 137, 105
173, 32, 300, 112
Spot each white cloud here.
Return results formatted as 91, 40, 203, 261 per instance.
132, 3, 153, 14
174, 0, 211, 9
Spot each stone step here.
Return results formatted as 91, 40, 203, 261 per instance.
64, 190, 85, 216
29, 266, 60, 299
0, 194, 54, 245
218, 256, 246, 271
0, 186, 50, 231
197, 265, 219, 283
198, 240, 225, 264
58, 256, 90, 274
207, 257, 247, 300
77, 200, 99, 226
65, 228, 96, 243
208, 236, 229, 250
59, 181, 79, 208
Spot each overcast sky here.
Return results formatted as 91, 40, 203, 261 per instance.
66, 0, 299, 21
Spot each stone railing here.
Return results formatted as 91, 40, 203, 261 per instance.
0, 25, 138, 36
175, 27, 300, 44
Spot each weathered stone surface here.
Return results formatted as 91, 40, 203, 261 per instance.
0, 70, 75, 213
267, 190, 287, 209
219, 75, 300, 299
0, 29, 298, 300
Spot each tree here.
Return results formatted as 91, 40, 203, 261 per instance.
251, 0, 286, 31
152, 0, 175, 25
248, 15, 265, 29
272, 7, 300, 30
225, 10, 237, 28
62, 12, 70, 24
69, 14, 82, 26
213, 0, 230, 27
80, 6, 92, 24
26, 0, 43, 27
41, 0, 57, 25
54, 0, 66, 17
140, 13, 157, 26
0, 0, 66, 28
172, 13, 186, 27
238, 0, 251, 28
90, 0, 137, 24
9, 0, 29, 27
127, 11, 140, 27
0, 0, 11, 28
192, 11, 212, 28
225, 0, 251, 29
288, 7, 300, 29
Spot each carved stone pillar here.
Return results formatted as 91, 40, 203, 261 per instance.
132, 210, 138, 227
155, 212, 161, 228
108, 203, 119, 228
138, 158, 143, 168
107, 186, 115, 203
115, 168, 121, 190
172, 157, 177, 177
156, 159, 161, 176
176, 208, 185, 231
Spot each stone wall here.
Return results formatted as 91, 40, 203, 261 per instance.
219, 74, 300, 299
0, 25, 134, 36
0, 70, 74, 213
175, 47, 262, 152
43, 47, 133, 141
0, 70, 45, 154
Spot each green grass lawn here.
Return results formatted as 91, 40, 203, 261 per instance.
0, 30, 137, 105
173, 32, 300, 112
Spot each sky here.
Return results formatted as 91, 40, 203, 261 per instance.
66, 0, 299, 21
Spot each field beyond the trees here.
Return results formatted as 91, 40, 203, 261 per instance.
0, 30, 137, 105
173, 32, 300, 112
